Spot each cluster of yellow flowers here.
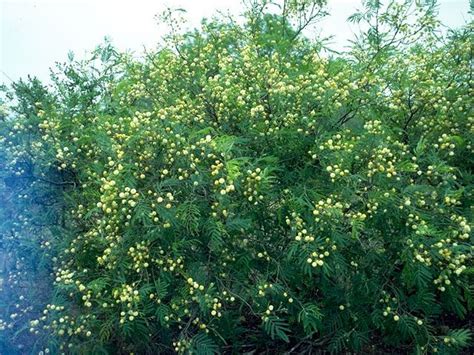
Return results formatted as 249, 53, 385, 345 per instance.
312, 196, 347, 225
367, 147, 399, 178
128, 242, 150, 273
244, 168, 264, 204
172, 338, 190, 353
286, 212, 313, 242
325, 164, 349, 182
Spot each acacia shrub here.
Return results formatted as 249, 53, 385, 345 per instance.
0, 1, 473, 353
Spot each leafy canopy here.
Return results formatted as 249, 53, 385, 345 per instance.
0, 0, 473, 353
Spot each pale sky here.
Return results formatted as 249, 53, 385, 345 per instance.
0, 0, 471, 85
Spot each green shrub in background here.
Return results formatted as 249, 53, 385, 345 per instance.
0, 0, 473, 353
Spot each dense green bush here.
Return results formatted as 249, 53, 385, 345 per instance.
1, 0, 473, 353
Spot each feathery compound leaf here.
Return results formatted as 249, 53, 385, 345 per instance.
178, 201, 201, 234
190, 333, 219, 355
298, 304, 322, 334
263, 316, 290, 343
447, 328, 472, 348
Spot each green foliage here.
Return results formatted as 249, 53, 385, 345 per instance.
0, 0, 473, 353
298, 303, 322, 333
190, 333, 219, 355
263, 316, 290, 343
